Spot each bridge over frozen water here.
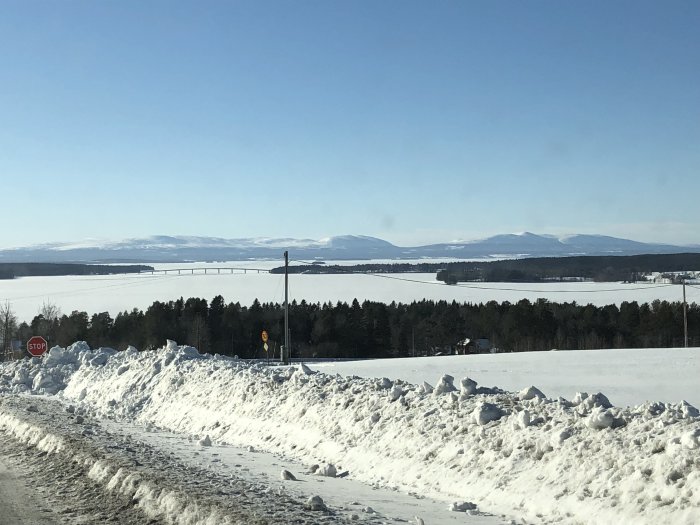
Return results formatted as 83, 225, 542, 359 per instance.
141, 266, 270, 275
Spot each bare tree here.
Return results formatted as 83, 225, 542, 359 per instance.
40, 300, 61, 322
36, 300, 61, 344
0, 301, 18, 361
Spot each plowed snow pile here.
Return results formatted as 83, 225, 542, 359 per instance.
1, 341, 699, 525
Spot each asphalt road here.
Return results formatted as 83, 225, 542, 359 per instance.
0, 457, 59, 525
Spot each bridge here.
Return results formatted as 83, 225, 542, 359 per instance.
141, 266, 270, 275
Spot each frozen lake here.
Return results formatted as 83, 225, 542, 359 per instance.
1, 260, 696, 323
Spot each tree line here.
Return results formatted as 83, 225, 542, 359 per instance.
3, 296, 698, 360
0, 263, 153, 280
269, 253, 700, 283
436, 253, 700, 283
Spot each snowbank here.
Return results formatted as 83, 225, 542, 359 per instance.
1, 341, 698, 524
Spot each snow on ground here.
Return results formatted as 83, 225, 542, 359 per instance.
0, 342, 699, 524
313, 348, 700, 409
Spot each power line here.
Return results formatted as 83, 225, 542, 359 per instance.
375, 273, 676, 293
1, 261, 690, 308
1, 274, 182, 303
142, 266, 273, 274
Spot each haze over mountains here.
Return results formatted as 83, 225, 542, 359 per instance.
1, 233, 698, 263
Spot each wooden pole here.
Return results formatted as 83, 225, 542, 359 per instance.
683, 279, 688, 348
284, 251, 289, 364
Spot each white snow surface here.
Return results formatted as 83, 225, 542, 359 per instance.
1, 342, 699, 524
313, 348, 700, 409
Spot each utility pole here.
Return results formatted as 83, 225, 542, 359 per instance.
412, 326, 415, 357
683, 279, 688, 348
284, 250, 290, 364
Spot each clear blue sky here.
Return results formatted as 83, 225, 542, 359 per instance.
2, 0, 699, 248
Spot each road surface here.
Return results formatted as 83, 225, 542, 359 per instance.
0, 396, 510, 524
0, 455, 60, 524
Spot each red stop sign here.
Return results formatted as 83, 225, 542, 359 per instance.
27, 336, 48, 357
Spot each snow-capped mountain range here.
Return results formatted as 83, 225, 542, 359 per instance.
1, 232, 698, 263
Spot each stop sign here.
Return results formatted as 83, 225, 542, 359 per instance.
27, 336, 48, 357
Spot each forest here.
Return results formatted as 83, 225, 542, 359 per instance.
8, 295, 699, 359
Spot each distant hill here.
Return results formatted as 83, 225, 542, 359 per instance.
0, 233, 697, 263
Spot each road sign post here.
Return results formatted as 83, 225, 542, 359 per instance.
27, 336, 48, 357
262, 330, 269, 364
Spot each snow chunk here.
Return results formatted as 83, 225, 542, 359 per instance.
586, 407, 615, 430
12, 367, 31, 387
678, 400, 699, 419
46, 341, 90, 366
305, 495, 327, 511
574, 392, 612, 413
519, 385, 545, 401
31, 371, 55, 392
434, 374, 457, 395
377, 377, 392, 389
419, 381, 434, 394
550, 427, 573, 447
298, 363, 315, 375
280, 469, 297, 481
43, 346, 66, 366
389, 385, 404, 401
88, 348, 117, 367
460, 377, 478, 396
316, 463, 337, 477
681, 428, 700, 449
472, 402, 503, 426
450, 501, 477, 512
511, 409, 531, 430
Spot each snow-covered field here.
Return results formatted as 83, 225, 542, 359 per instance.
1, 342, 698, 524
2, 261, 695, 323
313, 348, 700, 409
